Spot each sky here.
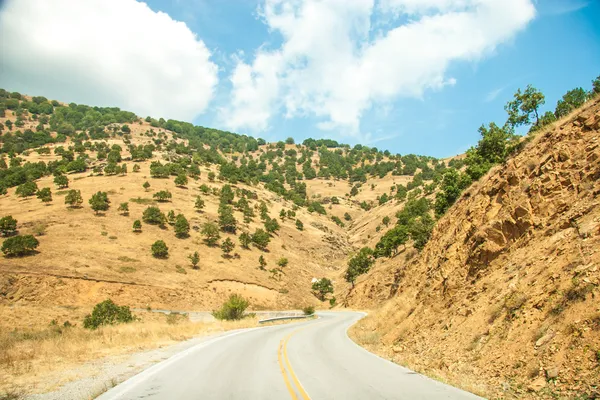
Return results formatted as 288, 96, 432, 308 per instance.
0, 0, 598, 158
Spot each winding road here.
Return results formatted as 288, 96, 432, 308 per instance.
97, 312, 482, 400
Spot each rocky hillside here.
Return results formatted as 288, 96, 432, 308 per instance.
348, 98, 600, 398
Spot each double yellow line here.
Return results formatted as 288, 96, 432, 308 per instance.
277, 327, 311, 400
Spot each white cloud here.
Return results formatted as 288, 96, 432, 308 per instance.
0, 0, 218, 121
220, 0, 535, 135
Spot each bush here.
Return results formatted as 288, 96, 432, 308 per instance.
303, 305, 315, 316
1, 235, 39, 256
16, 181, 38, 197
0, 215, 17, 236
143, 206, 166, 226
212, 294, 249, 320
251, 228, 271, 250
151, 240, 169, 258
83, 299, 134, 330
64, 189, 83, 207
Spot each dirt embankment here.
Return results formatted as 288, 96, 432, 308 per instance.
348, 99, 600, 399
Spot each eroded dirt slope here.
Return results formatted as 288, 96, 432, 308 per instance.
348, 100, 600, 398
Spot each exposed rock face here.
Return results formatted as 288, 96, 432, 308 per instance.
348, 99, 600, 399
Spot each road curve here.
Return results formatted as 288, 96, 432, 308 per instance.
98, 312, 482, 400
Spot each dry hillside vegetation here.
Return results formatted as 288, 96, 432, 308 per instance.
348, 98, 600, 399
0, 91, 440, 318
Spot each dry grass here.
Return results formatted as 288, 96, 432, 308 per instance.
0, 313, 259, 392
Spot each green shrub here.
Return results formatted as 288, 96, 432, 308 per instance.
151, 240, 169, 258
1, 235, 39, 256
0, 215, 17, 236
83, 299, 134, 329
303, 305, 315, 316
212, 294, 249, 320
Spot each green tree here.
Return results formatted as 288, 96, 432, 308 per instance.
239, 232, 252, 249
220, 184, 234, 204
264, 217, 280, 234
218, 204, 237, 234
345, 247, 374, 287
133, 164, 141, 172
143, 181, 150, 191
382, 216, 390, 226
277, 257, 288, 268
118, 202, 129, 215
83, 299, 134, 330
1, 235, 39, 256
16, 181, 38, 197
194, 196, 205, 212
201, 222, 220, 246
132, 219, 142, 232
258, 255, 267, 270
591, 75, 600, 97
167, 210, 176, 225
174, 214, 190, 238
374, 225, 409, 258
554, 87, 587, 119
221, 238, 235, 257
251, 228, 271, 250
65, 189, 83, 208
0, 216, 17, 236
54, 174, 69, 188
312, 278, 334, 301
174, 173, 188, 187
153, 190, 172, 202
89, 191, 109, 214
188, 251, 200, 269
295, 219, 304, 231
36, 187, 52, 203
344, 212, 352, 221
505, 84, 545, 130
212, 294, 249, 320
285, 137, 295, 144
151, 240, 169, 258
208, 171, 216, 182
142, 206, 166, 226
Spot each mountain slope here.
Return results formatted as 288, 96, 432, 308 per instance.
348, 99, 600, 398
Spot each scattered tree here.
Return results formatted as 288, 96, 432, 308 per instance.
1, 235, 39, 257
174, 173, 188, 187
258, 255, 267, 270
36, 187, 52, 203
251, 228, 271, 250
89, 191, 109, 214
201, 222, 220, 246
143, 181, 151, 191
239, 232, 251, 249
345, 247, 374, 287
118, 202, 129, 216
54, 174, 69, 188
142, 206, 166, 226
153, 190, 172, 202
188, 251, 200, 269
312, 278, 334, 301
295, 219, 304, 230
221, 238, 235, 257
218, 204, 237, 233
151, 240, 169, 258
16, 181, 38, 198
505, 84, 545, 130
132, 219, 142, 232
194, 196, 205, 212
65, 189, 83, 208
277, 257, 288, 268
0, 216, 17, 236
264, 217, 280, 234
174, 214, 190, 238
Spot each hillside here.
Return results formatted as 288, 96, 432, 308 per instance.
0, 90, 444, 327
347, 98, 600, 398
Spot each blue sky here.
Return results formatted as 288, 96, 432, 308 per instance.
1, 0, 599, 157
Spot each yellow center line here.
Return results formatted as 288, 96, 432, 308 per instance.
278, 338, 298, 399
283, 329, 311, 400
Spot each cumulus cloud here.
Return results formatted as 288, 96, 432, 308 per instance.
220, 0, 535, 135
0, 0, 218, 121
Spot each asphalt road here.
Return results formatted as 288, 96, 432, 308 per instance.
98, 312, 482, 400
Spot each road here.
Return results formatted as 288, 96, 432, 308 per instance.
98, 312, 482, 400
